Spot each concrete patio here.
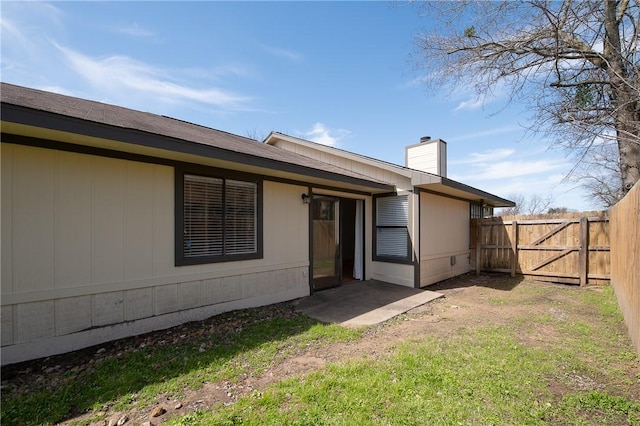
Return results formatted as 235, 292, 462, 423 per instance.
293, 280, 444, 327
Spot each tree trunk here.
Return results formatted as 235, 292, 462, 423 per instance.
604, 0, 640, 193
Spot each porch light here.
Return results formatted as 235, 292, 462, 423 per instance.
301, 193, 311, 204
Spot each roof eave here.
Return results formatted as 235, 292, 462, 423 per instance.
417, 176, 515, 207
264, 131, 414, 178
1, 103, 394, 193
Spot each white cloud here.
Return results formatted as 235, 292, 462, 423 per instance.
451, 148, 515, 165
448, 145, 595, 211
0, 16, 30, 49
450, 79, 512, 112
115, 22, 154, 37
304, 122, 351, 146
475, 159, 567, 180
260, 44, 303, 62
55, 44, 252, 109
454, 97, 484, 111
450, 147, 567, 182
447, 126, 522, 143
395, 73, 433, 90
1, 2, 254, 114
1, 2, 64, 64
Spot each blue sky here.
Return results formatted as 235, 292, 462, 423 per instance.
1, 1, 595, 211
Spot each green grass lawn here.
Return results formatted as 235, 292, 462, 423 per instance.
168, 322, 639, 426
164, 285, 639, 426
0, 308, 361, 425
2, 280, 638, 426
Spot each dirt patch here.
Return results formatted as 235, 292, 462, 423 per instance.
2, 273, 638, 425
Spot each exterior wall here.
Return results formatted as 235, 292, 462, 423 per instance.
1, 143, 310, 364
272, 140, 413, 191
274, 139, 418, 287
370, 263, 414, 287
419, 192, 471, 286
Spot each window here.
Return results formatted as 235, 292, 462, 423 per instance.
176, 169, 262, 265
470, 203, 494, 219
373, 194, 411, 263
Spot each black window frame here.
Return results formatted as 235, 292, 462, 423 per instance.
372, 193, 413, 264
470, 203, 494, 219
175, 166, 263, 266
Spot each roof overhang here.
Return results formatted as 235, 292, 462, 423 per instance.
266, 131, 514, 207
416, 176, 515, 207
264, 131, 414, 178
1, 103, 394, 195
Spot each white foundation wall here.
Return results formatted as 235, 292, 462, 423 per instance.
419, 192, 471, 286
370, 263, 414, 287
1, 143, 310, 364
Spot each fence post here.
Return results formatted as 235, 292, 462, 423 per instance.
476, 216, 482, 275
511, 220, 518, 277
579, 216, 589, 286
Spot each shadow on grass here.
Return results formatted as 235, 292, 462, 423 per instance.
429, 272, 525, 292
0, 304, 326, 425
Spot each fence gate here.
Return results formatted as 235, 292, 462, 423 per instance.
470, 213, 610, 286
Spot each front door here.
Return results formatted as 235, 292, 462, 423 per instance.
312, 196, 341, 290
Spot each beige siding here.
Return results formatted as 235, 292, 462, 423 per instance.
152, 166, 175, 277
370, 263, 414, 287
92, 156, 126, 283
406, 140, 446, 176
12, 145, 55, 293
55, 152, 92, 288
264, 180, 309, 264
1, 144, 14, 297
272, 140, 412, 191
1, 143, 310, 364
124, 162, 156, 280
420, 192, 470, 286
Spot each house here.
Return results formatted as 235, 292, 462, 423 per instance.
0, 83, 513, 365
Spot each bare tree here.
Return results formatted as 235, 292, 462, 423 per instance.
497, 193, 553, 215
528, 193, 554, 215
245, 127, 268, 142
499, 193, 527, 216
574, 141, 625, 207
413, 1, 639, 202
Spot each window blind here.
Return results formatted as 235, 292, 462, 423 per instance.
376, 228, 409, 258
375, 194, 409, 260
225, 179, 257, 254
183, 175, 257, 259
376, 195, 408, 226
184, 174, 223, 258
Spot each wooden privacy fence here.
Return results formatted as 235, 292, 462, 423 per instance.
609, 182, 640, 356
471, 212, 610, 286
313, 220, 337, 260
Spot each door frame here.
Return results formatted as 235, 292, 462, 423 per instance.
309, 193, 365, 293
310, 195, 342, 291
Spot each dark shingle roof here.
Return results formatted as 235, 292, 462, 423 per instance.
0, 82, 392, 190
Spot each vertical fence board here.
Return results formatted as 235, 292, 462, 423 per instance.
610, 182, 640, 356
511, 220, 518, 277
475, 216, 481, 275
579, 217, 588, 286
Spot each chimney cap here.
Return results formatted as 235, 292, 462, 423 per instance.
420, 136, 431, 143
